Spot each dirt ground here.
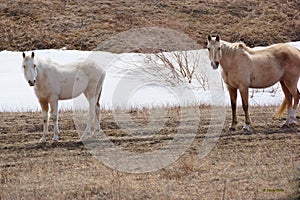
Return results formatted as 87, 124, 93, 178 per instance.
0, 0, 299, 51
0, 106, 299, 199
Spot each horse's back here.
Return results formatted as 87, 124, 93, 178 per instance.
50, 59, 105, 100
79, 59, 106, 86
229, 44, 293, 88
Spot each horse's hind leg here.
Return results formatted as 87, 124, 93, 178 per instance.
94, 89, 102, 133
281, 81, 295, 126
82, 91, 97, 139
286, 85, 299, 125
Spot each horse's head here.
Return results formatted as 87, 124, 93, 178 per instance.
22, 52, 37, 87
207, 35, 222, 69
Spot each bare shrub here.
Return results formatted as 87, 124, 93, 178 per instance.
144, 51, 209, 90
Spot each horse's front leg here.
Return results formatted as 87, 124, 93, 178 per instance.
50, 99, 59, 141
228, 86, 238, 130
239, 87, 251, 130
39, 99, 49, 142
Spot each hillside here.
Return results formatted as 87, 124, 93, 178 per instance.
0, 0, 299, 51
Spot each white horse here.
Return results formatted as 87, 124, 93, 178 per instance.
22, 52, 106, 142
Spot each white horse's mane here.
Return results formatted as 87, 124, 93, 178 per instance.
36, 57, 57, 68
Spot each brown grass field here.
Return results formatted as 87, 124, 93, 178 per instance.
0, 106, 300, 199
1, 0, 300, 199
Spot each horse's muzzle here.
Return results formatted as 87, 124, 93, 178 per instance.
28, 80, 36, 86
211, 61, 219, 70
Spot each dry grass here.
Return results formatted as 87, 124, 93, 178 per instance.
0, 106, 299, 199
0, 0, 299, 52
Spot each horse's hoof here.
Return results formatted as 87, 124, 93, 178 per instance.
80, 133, 89, 140
242, 124, 250, 131
40, 138, 46, 143
229, 127, 236, 131
281, 124, 289, 128
52, 135, 59, 141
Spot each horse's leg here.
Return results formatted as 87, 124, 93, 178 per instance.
82, 91, 97, 139
39, 99, 49, 142
239, 87, 251, 130
285, 83, 299, 125
228, 86, 238, 130
280, 81, 293, 126
50, 99, 59, 141
94, 89, 102, 134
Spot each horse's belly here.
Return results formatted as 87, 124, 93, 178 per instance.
249, 72, 283, 88
250, 80, 278, 89
59, 78, 88, 100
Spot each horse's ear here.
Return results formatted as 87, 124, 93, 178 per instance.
208, 35, 212, 41
22, 52, 25, 58
216, 35, 220, 42
31, 52, 35, 58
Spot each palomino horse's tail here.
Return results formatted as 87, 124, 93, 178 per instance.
273, 89, 300, 119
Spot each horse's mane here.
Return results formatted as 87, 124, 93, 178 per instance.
221, 40, 252, 56
36, 57, 58, 70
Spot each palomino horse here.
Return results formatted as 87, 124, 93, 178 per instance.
22, 52, 106, 142
207, 35, 300, 130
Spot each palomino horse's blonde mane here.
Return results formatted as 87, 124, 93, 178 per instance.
221, 40, 251, 57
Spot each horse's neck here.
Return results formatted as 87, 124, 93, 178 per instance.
36, 60, 46, 83
221, 40, 231, 47
220, 41, 234, 71
220, 41, 234, 55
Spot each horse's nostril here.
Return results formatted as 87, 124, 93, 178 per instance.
216, 62, 220, 67
28, 80, 35, 86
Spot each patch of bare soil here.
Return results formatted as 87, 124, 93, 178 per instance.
0, 0, 299, 52
0, 106, 299, 199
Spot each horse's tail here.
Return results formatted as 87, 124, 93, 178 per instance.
273, 89, 300, 119
273, 98, 288, 119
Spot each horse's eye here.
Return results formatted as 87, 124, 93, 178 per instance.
23, 65, 26, 69
218, 47, 221, 51
34, 64, 36, 68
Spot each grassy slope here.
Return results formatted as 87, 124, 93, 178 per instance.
0, 0, 299, 51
